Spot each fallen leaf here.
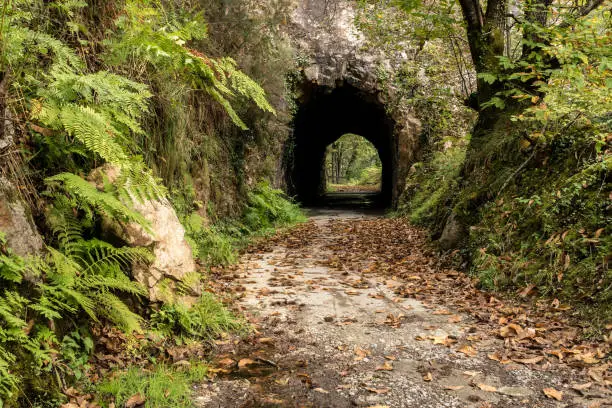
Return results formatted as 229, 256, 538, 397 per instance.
125, 393, 146, 408
375, 361, 393, 371
448, 315, 462, 323
354, 346, 370, 361
431, 335, 456, 347
477, 384, 497, 392
499, 323, 523, 338
571, 382, 592, 391
365, 387, 391, 394
457, 345, 478, 357
207, 368, 232, 375
543, 388, 563, 401
238, 358, 256, 369
258, 337, 274, 344
423, 372, 433, 381
511, 356, 544, 364
217, 358, 235, 368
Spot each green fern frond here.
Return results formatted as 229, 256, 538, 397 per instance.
77, 239, 153, 275
58, 104, 129, 164
94, 293, 143, 333
46, 173, 148, 225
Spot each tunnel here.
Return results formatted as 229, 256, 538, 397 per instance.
286, 83, 396, 208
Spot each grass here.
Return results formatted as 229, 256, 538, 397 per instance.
95, 363, 208, 408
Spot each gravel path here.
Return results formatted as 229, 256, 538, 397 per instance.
194, 209, 609, 408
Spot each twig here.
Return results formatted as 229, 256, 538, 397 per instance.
497, 148, 537, 196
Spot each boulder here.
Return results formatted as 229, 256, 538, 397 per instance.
439, 212, 468, 250
0, 177, 44, 257
89, 165, 199, 303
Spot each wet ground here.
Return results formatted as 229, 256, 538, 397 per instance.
194, 208, 610, 408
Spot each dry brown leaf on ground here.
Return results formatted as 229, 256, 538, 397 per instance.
354, 346, 370, 361
571, 382, 592, 391
543, 387, 563, 401
125, 393, 146, 408
365, 387, 391, 394
512, 356, 544, 364
217, 358, 235, 368
457, 345, 478, 357
375, 361, 394, 371
477, 383, 497, 392
238, 358, 256, 369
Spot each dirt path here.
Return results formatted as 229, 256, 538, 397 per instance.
195, 210, 610, 408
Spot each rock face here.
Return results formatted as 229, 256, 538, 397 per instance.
0, 177, 44, 257
90, 166, 199, 303
0, 104, 44, 257
129, 197, 199, 303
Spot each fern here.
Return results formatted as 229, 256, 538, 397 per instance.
46, 173, 148, 225
107, 1, 275, 130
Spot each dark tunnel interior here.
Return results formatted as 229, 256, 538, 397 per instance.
287, 83, 396, 208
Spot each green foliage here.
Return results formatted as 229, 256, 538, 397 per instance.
183, 213, 237, 267
325, 134, 382, 187
242, 182, 306, 234
175, 182, 305, 268
0, 0, 290, 404
45, 173, 148, 226
356, 165, 383, 186
399, 142, 466, 230
150, 293, 244, 340
0, 210, 150, 403
106, 0, 275, 130
470, 134, 611, 319
95, 363, 208, 408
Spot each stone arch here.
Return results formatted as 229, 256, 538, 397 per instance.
285, 81, 417, 207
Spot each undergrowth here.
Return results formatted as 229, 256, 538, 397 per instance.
178, 182, 306, 268
95, 363, 209, 408
150, 293, 246, 339
399, 142, 467, 232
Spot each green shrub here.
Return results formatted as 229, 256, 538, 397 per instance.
354, 165, 382, 186
183, 213, 237, 267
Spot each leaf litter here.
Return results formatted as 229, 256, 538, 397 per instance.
199, 215, 611, 407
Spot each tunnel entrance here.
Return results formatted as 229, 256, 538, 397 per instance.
286, 83, 396, 208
